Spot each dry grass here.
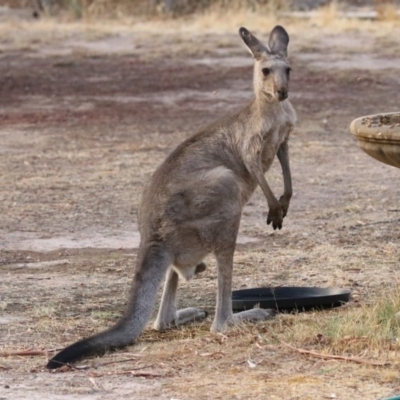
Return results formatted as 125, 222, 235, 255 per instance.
1, 1, 400, 53
2, 243, 400, 398
276, 289, 400, 357
0, 16, 397, 61
307, 1, 400, 33
138, 290, 400, 398
312, 0, 342, 26
4, 295, 400, 397
31, 0, 288, 19
375, 2, 400, 21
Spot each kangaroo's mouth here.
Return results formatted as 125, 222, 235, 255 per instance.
277, 89, 288, 101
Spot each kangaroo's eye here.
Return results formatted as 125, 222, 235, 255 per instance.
262, 68, 270, 76
286, 67, 291, 76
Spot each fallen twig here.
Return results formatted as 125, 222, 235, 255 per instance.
0, 348, 62, 357
0, 260, 30, 265
48, 356, 145, 372
88, 377, 102, 391
87, 365, 163, 378
353, 217, 400, 228
26, 277, 51, 280
281, 342, 390, 366
93, 356, 143, 368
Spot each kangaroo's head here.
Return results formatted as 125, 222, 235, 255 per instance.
240, 26, 291, 102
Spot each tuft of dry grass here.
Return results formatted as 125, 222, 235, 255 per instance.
325, 290, 400, 353
375, 1, 400, 21
312, 0, 342, 26
241, 286, 400, 370
34, 0, 288, 19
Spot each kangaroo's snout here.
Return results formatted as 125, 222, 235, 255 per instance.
277, 88, 288, 101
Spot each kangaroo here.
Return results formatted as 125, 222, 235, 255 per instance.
47, 25, 297, 369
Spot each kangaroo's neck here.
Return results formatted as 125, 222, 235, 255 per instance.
253, 93, 283, 113
241, 96, 284, 135
254, 89, 275, 104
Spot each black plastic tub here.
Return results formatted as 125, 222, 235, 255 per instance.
232, 287, 351, 312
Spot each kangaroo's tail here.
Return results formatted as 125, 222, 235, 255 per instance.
47, 244, 171, 369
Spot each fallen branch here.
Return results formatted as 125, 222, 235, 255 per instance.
281, 342, 390, 367
353, 217, 400, 228
93, 356, 143, 368
87, 366, 164, 378
0, 348, 62, 357
47, 356, 145, 372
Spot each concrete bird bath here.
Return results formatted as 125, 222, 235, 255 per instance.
350, 112, 400, 168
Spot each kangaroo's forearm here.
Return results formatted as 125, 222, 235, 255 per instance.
247, 160, 280, 209
241, 134, 280, 209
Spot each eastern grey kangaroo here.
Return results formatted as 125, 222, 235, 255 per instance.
47, 25, 297, 369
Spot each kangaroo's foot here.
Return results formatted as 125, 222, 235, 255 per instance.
232, 308, 276, 324
154, 307, 207, 331
211, 308, 276, 332
176, 307, 208, 325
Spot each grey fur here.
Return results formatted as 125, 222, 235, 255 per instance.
47, 25, 297, 369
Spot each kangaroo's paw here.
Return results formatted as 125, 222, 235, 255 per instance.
210, 308, 275, 332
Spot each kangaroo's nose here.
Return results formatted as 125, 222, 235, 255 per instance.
277, 88, 288, 101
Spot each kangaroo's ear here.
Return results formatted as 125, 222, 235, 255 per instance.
239, 27, 268, 60
268, 25, 289, 57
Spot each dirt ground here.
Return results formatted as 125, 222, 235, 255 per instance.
1, 11, 400, 400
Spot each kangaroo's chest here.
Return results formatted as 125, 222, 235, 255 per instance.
263, 124, 287, 147
260, 118, 293, 170
262, 102, 294, 143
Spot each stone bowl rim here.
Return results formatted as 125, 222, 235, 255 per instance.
350, 111, 400, 144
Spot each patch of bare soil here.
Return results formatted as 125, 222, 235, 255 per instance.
1, 19, 400, 400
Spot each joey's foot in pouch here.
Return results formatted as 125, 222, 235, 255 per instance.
266, 203, 284, 230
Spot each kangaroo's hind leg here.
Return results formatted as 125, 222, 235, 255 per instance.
153, 264, 207, 331
210, 247, 235, 331
211, 247, 275, 332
